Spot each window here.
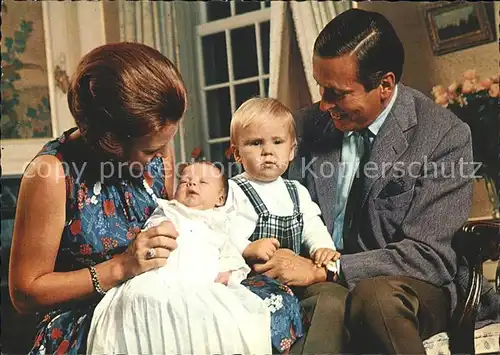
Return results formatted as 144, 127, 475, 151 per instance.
196, 2, 271, 176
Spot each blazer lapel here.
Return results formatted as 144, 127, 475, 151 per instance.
312, 138, 342, 232
296, 104, 343, 231
361, 85, 416, 206
312, 125, 344, 232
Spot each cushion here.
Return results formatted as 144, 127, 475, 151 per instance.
423, 323, 500, 355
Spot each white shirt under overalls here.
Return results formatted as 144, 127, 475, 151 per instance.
225, 172, 337, 257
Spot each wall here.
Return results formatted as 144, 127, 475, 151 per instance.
355, 1, 499, 97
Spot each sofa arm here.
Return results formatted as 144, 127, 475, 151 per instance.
449, 220, 500, 354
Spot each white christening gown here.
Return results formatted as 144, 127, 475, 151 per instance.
87, 200, 271, 354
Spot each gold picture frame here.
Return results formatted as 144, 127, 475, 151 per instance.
424, 2, 495, 56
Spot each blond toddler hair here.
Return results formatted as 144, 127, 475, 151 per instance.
230, 97, 296, 147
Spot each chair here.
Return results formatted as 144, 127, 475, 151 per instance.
423, 177, 500, 355
1, 177, 39, 353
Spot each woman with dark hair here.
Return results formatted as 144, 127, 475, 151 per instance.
9, 42, 187, 354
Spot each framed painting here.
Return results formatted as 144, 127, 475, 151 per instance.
1, 1, 107, 175
423, 2, 495, 56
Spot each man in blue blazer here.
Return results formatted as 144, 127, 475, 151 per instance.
253, 8, 498, 354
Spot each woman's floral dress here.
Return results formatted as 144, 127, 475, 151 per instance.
29, 128, 167, 355
242, 275, 306, 353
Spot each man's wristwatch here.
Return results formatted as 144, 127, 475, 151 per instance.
325, 261, 338, 282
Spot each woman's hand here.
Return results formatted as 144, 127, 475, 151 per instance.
119, 220, 179, 280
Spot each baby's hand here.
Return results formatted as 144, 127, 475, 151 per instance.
311, 248, 341, 267
215, 271, 232, 285
243, 238, 280, 262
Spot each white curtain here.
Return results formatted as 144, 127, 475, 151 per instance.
119, 2, 175, 58
269, 1, 352, 108
118, 1, 188, 163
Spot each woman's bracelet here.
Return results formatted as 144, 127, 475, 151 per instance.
88, 265, 106, 296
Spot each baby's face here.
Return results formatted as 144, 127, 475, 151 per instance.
174, 163, 225, 210
233, 119, 296, 182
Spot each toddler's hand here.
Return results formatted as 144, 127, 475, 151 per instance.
311, 248, 341, 267
215, 271, 232, 285
243, 238, 280, 262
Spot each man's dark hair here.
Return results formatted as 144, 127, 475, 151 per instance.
313, 9, 404, 92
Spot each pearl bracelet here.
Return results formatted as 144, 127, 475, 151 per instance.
88, 265, 106, 296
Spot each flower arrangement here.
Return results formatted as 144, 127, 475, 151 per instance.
189, 144, 240, 177
432, 70, 499, 107
190, 145, 233, 162
431, 70, 499, 192
190, 146, 203, 161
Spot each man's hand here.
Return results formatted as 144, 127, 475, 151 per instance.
215, 271, 232, 285
253, 248, 327, 287
242, 238, 280, 262
311, 248, 341, 267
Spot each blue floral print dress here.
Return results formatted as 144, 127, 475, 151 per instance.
28, 128, 167, 355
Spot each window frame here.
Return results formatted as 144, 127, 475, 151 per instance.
195, 3, 271, 161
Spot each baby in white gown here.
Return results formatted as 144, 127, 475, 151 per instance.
87, 162, 271, 354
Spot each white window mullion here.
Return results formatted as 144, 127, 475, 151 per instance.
207, 136, 230, 144
225, 28, 236, 114
204, 75, 269, 91
234, 75, 267, 86
255, 22, 264, 97
204, 82, 230, 91
197, 10, 270, 36
230, 1, 235, 17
